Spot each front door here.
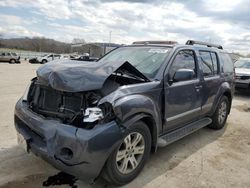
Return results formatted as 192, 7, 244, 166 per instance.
164, 49, 202, 132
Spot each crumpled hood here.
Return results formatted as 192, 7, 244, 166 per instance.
36, 59, 149, 92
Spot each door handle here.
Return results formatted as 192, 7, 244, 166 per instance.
195, 85, 203, 92
195, 85, 203, 89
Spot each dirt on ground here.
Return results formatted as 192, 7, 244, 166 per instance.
0, 62, 250, 188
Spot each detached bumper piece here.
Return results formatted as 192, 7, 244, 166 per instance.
14, 100, 124, 182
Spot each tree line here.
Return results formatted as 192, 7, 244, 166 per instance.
0, 37, 72, 53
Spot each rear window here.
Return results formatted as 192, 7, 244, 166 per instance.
220, 53, 234, 73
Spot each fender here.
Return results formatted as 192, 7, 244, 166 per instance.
113, 94, 161, 148
210, 81, 233, 116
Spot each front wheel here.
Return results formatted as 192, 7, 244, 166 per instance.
208, 96, 229, 130
103, 121, 151, 186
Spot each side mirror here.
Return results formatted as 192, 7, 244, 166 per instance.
173, 69, 195, 82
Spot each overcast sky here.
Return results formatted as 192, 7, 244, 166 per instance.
0, 0, 249, 53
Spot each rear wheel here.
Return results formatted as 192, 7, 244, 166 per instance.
103, 121, 151, 186
208, 96, 229, 130
41, 59, 47, 64
9, 59, 16, 64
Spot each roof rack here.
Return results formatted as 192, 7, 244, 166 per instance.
132, 41, 178, 45
186, 40, 223, 49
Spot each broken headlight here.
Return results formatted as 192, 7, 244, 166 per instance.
22, 81, 32, 101
83, 103, 115, 123
83, 107, 104, 123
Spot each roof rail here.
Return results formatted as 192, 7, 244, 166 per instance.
132, 41, 178, 45
186, 40, 223, 49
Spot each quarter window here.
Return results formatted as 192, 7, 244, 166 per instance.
169, 50, 196, 80
220, 53, 234, 73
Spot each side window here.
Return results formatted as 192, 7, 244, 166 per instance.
199, 51, 214, 76
169, 50, 196, 80
210, 52, 218, 74
220, 53, 234, 73
199, 51, 219, 76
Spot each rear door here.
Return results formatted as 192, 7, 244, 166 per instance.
47, 55, 53, 61
163, 49, 202, 132
198, 51, 222, 115
0, 52, 5, 61
6, 52, 11, 61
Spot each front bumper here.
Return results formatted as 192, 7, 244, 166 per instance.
14, 99, 124, 183
235, 79, 250, 89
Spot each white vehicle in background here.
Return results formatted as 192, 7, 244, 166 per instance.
235, 58, 250, 90
37, 54, 61, 64
60, 54, 76, 60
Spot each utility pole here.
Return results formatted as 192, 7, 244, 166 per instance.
109, 31, 112, 46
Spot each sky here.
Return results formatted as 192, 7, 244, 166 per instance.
0, 0, 249, 53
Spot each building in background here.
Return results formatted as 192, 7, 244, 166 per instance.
71, 42, 122, 58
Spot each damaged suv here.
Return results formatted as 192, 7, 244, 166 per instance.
14, 40, 235, 185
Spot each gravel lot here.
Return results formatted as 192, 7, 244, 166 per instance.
0, 62, 250, 188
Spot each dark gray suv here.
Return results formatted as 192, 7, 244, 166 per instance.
14, 40, 235, 185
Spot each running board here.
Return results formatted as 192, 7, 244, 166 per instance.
157, 118, 212, 147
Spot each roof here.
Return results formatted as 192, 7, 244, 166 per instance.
129, 40, 224, 52
132, 40, 178, 46
71, 42, 122, 48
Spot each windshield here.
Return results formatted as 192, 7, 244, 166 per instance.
235, 59, 250, 69
98, 46, 170, 78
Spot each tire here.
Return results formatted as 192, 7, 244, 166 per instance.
103, 121, 151, 186
9, 59, 16, 64
208, 96, 229, 130
41, 59, 47, 64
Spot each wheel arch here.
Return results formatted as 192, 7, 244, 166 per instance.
211, 82, 233, 116
121, 113, 158, 152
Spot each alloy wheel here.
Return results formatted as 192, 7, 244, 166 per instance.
218, 101, 227, 124
116, 132, 145, 174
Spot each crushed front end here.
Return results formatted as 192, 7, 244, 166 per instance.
14, 78, 124, 182
14, 59, 152, 182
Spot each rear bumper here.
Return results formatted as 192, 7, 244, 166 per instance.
14, 99, 124, 182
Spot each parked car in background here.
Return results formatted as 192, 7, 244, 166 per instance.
29, 57, 41, 64
60, 54, 75, 60
235, 58, 250, 89
0, 52, 20, 64
72, 55, 99, 62
30, 54, 75, 64
15, 40, 234, 185
37, 54, 61, 64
